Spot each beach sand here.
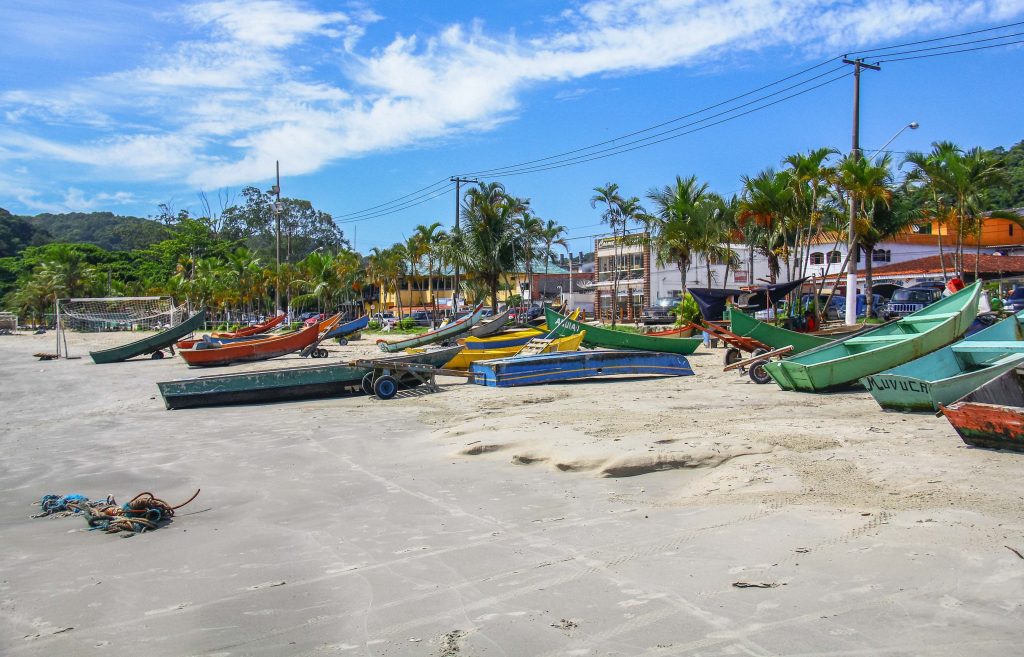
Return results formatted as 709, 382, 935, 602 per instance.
1, 329, 1022, 656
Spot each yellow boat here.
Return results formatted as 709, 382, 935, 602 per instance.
461, 309, 581, 350
411, 331, 586, 370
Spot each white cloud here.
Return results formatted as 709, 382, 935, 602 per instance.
1, 0, 1023, 194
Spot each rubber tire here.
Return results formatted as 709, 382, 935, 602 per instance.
336, 338, 348, 346
361, 372, 374, 396
373, 374, 399, 400
751, 347, 769, 357
723, 347, 743, 366
317, 348, 328, 358
749, 359, 773, 384
150, 351, 164, 360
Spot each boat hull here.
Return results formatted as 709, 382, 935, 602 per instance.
764, 283, 981, 392
727, 309, 832, 354
469, 350, 693, 387
942, 402, 1024, 452
544, 308, 701, 354
212, 314, 285, 338
377, 305, 487, 352
467, 307, 512, 338
179, 321, 321, 367
89, 310, 207, 364
439, 331, 585, 369
158, 346, 461, 409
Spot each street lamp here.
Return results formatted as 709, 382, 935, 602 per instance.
844, 121, 919, 326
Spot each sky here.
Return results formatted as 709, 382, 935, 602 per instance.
2, 0, 1024, 253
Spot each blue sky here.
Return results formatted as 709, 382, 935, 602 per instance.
2, 0, 1023, 253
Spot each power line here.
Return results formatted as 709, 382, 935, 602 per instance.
876, 37, 1024, 63
328, 20, 1024, 226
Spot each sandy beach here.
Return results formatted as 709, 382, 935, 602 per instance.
1, 330, 1022, 656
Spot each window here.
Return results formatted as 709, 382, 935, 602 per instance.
827, 251, 842, 264
872, 249, 891, 263
915, 223, 932, 235
810, 252, 825, 265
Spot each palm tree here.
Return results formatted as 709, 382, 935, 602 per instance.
538, 219, 568, 301
514, 211, 542, 306
290, 251, 340, 314
413, 222, 445, 324
646, 175, 712, 296
738, 168, 794, 283
442, 182, 523, 311
902, 141, 960, 281
783, 147, 838, 279
591, 183, 624, 324
838, 153, 894, 318
367, 246, 406, 317
943, 146, 1009, 277
401, 233, 426, 310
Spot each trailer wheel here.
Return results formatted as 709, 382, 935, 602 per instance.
723, 347, 743, 366
151, 350, 165, 360
361, 372, 374, 396
316, 348, 329, 358
745, 347, 770, 384
336, 338, 348, 346
373, 374, 399, 400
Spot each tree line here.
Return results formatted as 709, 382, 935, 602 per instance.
2, 139, 1022, 325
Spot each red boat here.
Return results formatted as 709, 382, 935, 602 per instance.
180, 321, 321, 367
940, 366, 1024, 452
212, 314, 286, 338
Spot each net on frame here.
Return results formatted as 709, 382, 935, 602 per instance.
59, 297, 186, 332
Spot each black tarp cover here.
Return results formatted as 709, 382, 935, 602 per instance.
688, 278, 807, 321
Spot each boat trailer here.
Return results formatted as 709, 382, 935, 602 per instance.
348, 358, 473, 400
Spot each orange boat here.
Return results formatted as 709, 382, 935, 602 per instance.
212, 314, 286, 338
646, 326, 693, 337
180, 321, 322, 367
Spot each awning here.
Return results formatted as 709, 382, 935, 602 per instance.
688, 278, 806, 320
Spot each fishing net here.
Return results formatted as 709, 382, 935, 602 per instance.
59, 297, 186, 332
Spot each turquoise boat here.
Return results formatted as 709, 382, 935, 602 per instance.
377, 305, 487, 353
90, 310, 206, 364
860, 310, 1024, 411
763, 282, 981, 392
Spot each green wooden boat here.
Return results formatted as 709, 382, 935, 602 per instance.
860, 310, 1024, 411
157, 345, 461, 409
727, 309, 834, 354
543, 308, 701, 354
376, 305, 487, 353
90, 310, 207, 364
763, 282, 981, 392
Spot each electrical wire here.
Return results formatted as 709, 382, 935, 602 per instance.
329, 20, 1024, 226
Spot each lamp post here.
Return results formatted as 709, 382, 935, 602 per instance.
844, 121, 919, 325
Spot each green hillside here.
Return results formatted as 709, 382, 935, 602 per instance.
23, 211, 172, 251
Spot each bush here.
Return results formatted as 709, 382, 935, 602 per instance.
367, 320, 382, 331
675, 293, 701, 325
398, 317, 418, 331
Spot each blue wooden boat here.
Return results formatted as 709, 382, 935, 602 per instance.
469, 350, 693, 387
326, 314, 369, 340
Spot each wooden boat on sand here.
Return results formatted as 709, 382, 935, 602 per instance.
212, 314, 285, 338
763, 282, 981, 392
861, 310, 1024, 412
158, 345, 462, 409
466, 307, 512, 338
179, 319, 326, 367
377, 304, 487, 353
727, 309, 835, 354
544, 307, 701, 355
413, 331, 586, 370
462, 310, 581, 350
470, 350, 693, 387
940, 366, 1024, 452
90, 310, 207, 364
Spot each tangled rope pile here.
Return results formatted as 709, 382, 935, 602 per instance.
34, 489, 200, 535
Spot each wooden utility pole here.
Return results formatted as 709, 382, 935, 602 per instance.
842, 58, 880, 326
271, 161, 282, 315
450, 176, 479, 312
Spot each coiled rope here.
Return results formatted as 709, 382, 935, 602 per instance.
35, 489, 200, 535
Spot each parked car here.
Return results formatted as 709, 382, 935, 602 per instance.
402, 310, 435, 327
372, 311, 398, 328
835, 294, 886, 320
640, 306, 676, 325
883, 286, 943, 319
1005, 287, 1024, 313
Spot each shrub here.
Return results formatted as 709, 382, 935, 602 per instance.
398, 317, 417, 330
675, 293, 701, 325
367, 320, 382, 331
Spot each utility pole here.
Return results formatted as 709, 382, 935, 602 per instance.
450, 176, 479, 312
842, 58, 880, 326
270, 161, 282, 315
